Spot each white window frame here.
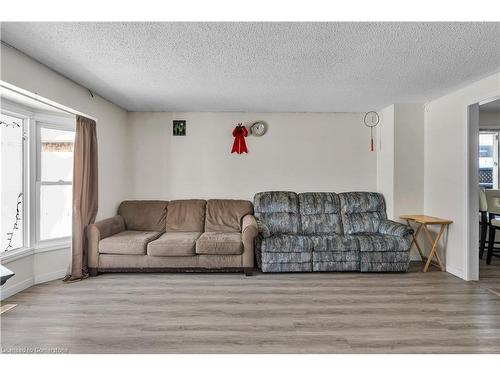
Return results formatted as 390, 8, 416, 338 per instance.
0, 108, 30, 255
0, 98, 75, 261
35, 118, 75, 246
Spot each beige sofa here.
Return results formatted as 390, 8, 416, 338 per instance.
88, 199, 258, 276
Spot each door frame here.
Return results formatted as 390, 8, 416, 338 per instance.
467, 95, 500, 281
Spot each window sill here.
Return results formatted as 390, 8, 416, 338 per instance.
35, 238, 71, 254
0, 247, 34, 263
1, 241, 71, 264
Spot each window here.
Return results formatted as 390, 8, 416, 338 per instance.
37, 124, 75, 242
0, 113, 26, 252
479, 132, 499, 189
1, 99, 75, 256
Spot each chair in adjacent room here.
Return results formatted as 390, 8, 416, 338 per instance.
479, 188, 488, 259
485, 189, 500, 264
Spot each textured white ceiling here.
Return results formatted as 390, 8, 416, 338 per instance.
1, 22, 499, 112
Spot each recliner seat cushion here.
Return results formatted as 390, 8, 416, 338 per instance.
310, 234, 359, 252
260, 234, 312, 253
118, 200, 168, 232
196, 232, 243, 255
166, 199, 206, 232
254, 191, 300, 235
99, 231, 162, 255
356, 233, 412, 252
204, 199, 253, 232
147, 232, 202, 257
338, 192, 387, 234
262, 251, 312, 264
298, 192, 343, 234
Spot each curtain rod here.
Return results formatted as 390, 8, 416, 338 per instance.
0, 80, 98, 122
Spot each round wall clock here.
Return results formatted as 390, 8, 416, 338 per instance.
250, 121, 267, 136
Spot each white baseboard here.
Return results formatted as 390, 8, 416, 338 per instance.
34, 268, 67, 284
0, 277, 34, 301
445, 264, 465, 280
1, 268, 67, 301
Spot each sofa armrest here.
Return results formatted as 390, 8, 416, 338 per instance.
255, 219, 271, 238
241, 214, 258, 269
242, 214, 258, 239
378, 219, 413, 237
87, 215, 125, 272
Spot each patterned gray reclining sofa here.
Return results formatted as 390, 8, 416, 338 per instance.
254, 191, 413, 272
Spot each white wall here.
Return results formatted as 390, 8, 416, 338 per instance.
424, 72, 500, 280
393, 104, 424, 220
376, 105, 395, 218
479, 110, 500, 129
128, 112, 172, 198
128, 112, 377, 201
1, 43, 131, 299
376, 104, 424, 261
377, 104, 424, 220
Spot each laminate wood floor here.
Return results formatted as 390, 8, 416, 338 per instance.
477, 258, 500, 296
1, 262, 499, 354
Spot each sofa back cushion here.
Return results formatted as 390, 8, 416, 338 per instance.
166, 199, 206, 232
253, 191, 300, 235
338, 192, 387, 234
118, 200, 168, 232
205, 199, 253, 232
298, 192, 343, 235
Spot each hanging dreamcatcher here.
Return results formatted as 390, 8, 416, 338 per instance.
364, 111, 379, 152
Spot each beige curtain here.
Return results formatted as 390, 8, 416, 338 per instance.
64, 115, 98, 282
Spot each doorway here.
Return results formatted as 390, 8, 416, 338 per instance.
473, 98, 500, 290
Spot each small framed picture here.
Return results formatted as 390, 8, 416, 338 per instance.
173, 120, 186, 136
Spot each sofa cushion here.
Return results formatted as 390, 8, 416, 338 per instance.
147, 232, 202, 257
166, 199, 206, 232
254, 191, 299, 213
262, 251, 312, 264
254, 192, 300, 235
260, 234, 312, 253
298, 192, 343, 234
355, 233, 412, 252
310, 234, 359, 252
196, 232, 243, 255
204, 199, 253, 232
118, 200, 168, 232
338, 192, 387, 234
99, 230, 162, 255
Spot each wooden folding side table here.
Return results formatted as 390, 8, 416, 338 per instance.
399, 215, 453, 272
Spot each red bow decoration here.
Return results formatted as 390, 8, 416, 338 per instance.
231, 124, 248, 154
